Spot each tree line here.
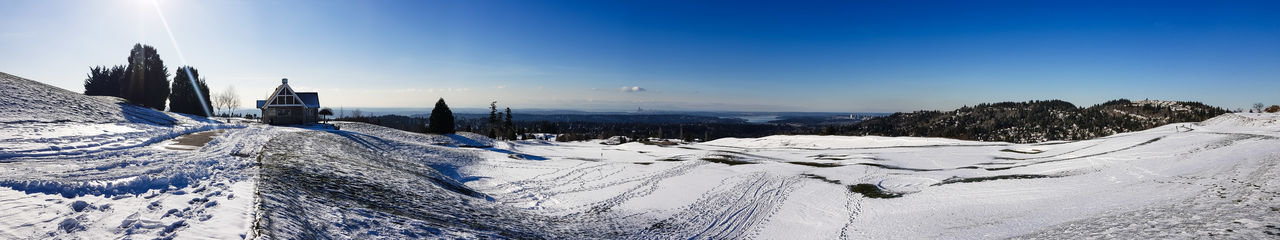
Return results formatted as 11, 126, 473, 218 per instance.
329, 98, 1244, 144
1248, 103, 1280, 113
333, 98, 464, 135
826, 99, 1230, 143
83, 43, 239, 118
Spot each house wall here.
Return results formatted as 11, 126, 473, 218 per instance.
261, 106, 318, 125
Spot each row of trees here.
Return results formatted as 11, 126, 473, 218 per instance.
334, 98, 459, 135
83, 44, 240, 118
487, 101, 517, 140
341, 99, 528, 140
1249, 103, 1280, 113
84, 44, 172, 110
167, 66, 210, 116
831, 99, 1229, 143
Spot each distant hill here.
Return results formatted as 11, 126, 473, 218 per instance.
835, 99, 1229, 143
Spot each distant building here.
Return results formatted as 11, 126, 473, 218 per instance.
255, 78, 320, 125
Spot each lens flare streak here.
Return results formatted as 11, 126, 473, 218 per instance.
150, 0, 211, 117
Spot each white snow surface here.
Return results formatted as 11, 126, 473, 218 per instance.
2, 72, 1280, 239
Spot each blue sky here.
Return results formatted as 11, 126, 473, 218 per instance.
2, 0, 1278, 112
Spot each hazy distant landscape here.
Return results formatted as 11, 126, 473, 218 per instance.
2, 0, 1279, 239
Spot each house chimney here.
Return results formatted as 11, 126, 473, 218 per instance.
282, 78, 288, 84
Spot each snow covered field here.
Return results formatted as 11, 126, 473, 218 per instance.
462, 113, 1280, 239
2, 72, 1279, 239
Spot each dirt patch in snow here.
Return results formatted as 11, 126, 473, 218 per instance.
165, 130, 226, 151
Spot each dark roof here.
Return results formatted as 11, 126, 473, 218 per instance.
297, 92, 319, 108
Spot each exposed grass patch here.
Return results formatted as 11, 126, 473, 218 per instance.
787, 161, 843, 168
855, 163, 939, 172
632, 162, 653, 165
640, 141, 679, 146
656, 158, 684, 162
932, 174, 1056, 186
700, 155, 754, 165
800, 174, 841, 185
1000, 149, 1044, 154
807, 154, 848, 158
507, 154, 548, 160
565, 157, 602, 162
807, 154, 852, 160
847, 184, 902, 199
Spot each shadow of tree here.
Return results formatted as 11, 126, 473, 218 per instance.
117, 102, 176, 125
445, 134, 492, 148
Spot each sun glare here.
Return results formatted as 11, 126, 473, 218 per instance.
148, 0, 212, 117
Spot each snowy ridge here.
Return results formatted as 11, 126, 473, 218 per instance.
1199, 113, 1280, 130
0, 72, 238, 159
704, 135, 1004, 150
0, 72, 153, 124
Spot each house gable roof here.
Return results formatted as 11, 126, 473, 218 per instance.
296, 92, 319, 108
258, 82, 309, 109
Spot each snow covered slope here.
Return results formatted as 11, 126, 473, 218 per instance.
0, 72, 232, 158
453, 113, 1280, 239
0, 72, 258, 239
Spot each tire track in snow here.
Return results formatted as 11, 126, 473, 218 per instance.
490, 163, 617, 199
570, 162, 708, 216
637, 173, 802, 239
984, 136, 1166, 171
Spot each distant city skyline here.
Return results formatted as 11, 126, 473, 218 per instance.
2, 0, 1278, 112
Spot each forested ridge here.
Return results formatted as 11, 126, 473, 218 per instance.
834, 99, 1228, 143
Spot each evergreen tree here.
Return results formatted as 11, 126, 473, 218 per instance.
122, 44, 170, 109
427, 98, 456, 134
487, 101, 499, 138
504, 107, 516, 140
84, 65, 127, 97
168, 66, 211, 117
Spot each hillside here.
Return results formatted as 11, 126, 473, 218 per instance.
838, 99, 1229, 143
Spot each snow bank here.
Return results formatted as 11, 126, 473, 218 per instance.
0, 72, 174, 124
704, 134, 1004, 149
1200, 113, 1280, 129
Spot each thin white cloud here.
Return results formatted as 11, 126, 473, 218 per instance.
619, 86, 647, 92
0, 32, 31, 39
